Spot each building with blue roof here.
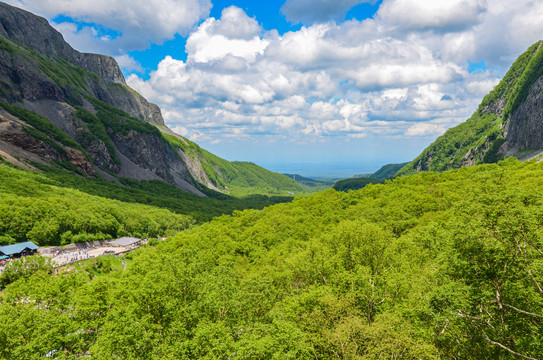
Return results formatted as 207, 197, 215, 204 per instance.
0, 241, 39, 258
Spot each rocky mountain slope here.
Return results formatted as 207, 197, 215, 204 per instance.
0, 3, 299, 197
0, 3, 162, 125
397, 41, 543, 177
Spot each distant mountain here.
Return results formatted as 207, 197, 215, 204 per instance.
332, 177, 384, 192
397, 41, 543, 177
352, 173, 373, 178
0, 3, 297, 197
284, 173, 331, 187
370, 163, 408, 179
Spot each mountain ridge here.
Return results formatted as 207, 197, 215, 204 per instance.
0, 2, 163, 125
0, 2, 300, 197
396, 40, 543, 176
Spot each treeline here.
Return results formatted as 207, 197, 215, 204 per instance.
1, 158, 542, 358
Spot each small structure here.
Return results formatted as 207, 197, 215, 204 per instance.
106, 237, 141, 248
0, 241, 39, 258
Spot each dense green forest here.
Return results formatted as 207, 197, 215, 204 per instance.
0, 162, 292, 246
1, 158, 542, 359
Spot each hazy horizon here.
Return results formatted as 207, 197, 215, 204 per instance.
259, 161, 379, 179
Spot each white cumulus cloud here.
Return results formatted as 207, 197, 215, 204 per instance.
13, 0, 542, 153
127, 5, 514, 144
405, 122, 447, 137
378, 0, 487, 32
186, 7, 268, 63
114, 55, 143, 73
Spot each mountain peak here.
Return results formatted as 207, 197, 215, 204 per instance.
0, 2, 126, 85
0, 3, 301, 198
0, 3, 165, 126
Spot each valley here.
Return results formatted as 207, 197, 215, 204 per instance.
0, 1, 543, 359
3, 159, 543, 359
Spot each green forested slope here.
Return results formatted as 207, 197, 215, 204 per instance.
0, 163, 191, 246
0, 163, 293, 246
227, 161, 303, 195
370, 162, 408, 179
396, 41, 543, 177
1, 158, 542, 359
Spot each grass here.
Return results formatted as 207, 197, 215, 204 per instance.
75, 255, 126, 278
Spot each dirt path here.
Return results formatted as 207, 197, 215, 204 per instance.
43, 245, 132, 267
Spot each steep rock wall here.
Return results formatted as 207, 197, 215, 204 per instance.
505, 75, 543, 149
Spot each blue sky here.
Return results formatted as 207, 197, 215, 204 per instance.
4, 0, 543, 176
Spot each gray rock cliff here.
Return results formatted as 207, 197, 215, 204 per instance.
505, 75, 543, 149
0, 3, 209, 196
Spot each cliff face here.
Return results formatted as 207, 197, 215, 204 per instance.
0, 108, 95, 175
0, 2, 208, 195
0, 3, 75, 61
505, 76, 543, 149
0, 2, 162, 126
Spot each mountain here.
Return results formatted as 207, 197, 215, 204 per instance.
332, 177, 384, 192
370, 162, 408, 179
0, 2, 298, 197
396, 41, 543, 177
284, 173, 332, 187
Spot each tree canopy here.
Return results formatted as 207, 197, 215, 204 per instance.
1, 158, 542, 359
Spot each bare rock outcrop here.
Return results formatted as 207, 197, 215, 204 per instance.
0, 112, 94, 175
